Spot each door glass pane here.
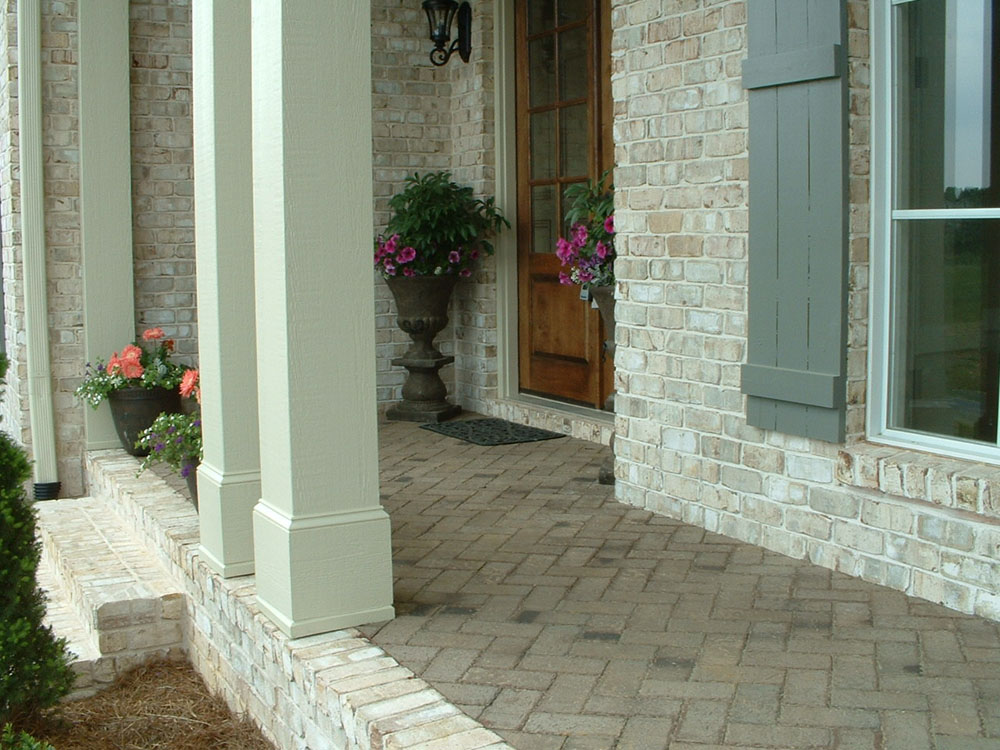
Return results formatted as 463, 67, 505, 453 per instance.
557, 0, 589, 25
529, 36, 556, 107
531, 185, 558, 254
894, 0, 998, 209
558, 26, 588, 101
890, 219, 1000, 442
531, 111, 556, 180
560, 103, 589, 178
528, 2, 555, 35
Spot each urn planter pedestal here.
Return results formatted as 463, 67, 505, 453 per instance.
385, 275, 462, 422
589, 284, 616, 485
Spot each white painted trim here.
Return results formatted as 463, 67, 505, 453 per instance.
892, 208, 1000, 220
868, 0, 1000, 462
78, 0, 136, 452
493, 0, 519, 401
17, 0, 58, 486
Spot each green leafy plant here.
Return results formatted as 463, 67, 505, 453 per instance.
0, 354, 75, 725
75, 327, 189, 408
1, 724, 54, 750
136, 411, 202, 479
374, 171, 509, 278
556, 170, 616, 291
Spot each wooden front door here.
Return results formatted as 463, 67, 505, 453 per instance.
516, 0, 613, 409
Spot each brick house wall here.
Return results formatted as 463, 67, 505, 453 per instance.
0, 0, 194, 496
370, 0, 501, 414
611, 0, 1000, 620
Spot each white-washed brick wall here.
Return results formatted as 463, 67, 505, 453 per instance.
42, 0, 86, 494
370, 1, 503, 413
1, 1, 195, 496
130, 0, 196, 363
612, 0, 1000, 621
0, 1, 21, 439
371, 0, 454, 407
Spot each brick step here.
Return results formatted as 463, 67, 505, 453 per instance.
35, 496, 186, 697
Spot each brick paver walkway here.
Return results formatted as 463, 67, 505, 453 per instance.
362, 420, 1000, 750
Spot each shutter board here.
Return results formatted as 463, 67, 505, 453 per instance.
742, 0, 849, 443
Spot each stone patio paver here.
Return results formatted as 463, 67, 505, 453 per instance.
362, 420, 1000, 749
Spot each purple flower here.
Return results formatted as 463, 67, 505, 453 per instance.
154, 442, 165, 453
193, 420, 201, 428
180, 463, 194, 478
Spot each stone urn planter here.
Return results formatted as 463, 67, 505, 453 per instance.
385, 275, 462, 422
107, 386, 181, 457
589, 284, 616, 485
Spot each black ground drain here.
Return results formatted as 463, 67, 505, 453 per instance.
420, 418, 567, 446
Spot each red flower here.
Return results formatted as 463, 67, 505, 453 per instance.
142, 327, 165, 341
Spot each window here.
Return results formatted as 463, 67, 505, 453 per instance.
871, 0, 1000, 460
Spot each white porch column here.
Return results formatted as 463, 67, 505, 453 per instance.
250, 0, 394, 637
192, 0, 260, 578
78, 0, 134, 450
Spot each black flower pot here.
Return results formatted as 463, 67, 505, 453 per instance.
107, 386, 181, 456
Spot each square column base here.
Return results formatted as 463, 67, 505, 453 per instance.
198, 463, 260, 578
252, 502, 395, 638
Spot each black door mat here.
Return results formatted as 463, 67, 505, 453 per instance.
420, 418, 567, 446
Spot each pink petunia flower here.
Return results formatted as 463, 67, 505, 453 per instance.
595, 241, 608, 259
383, 261, 396, 276
448, 250, 461, 264
573, 223, 588, 246
558, 271, 573, 285
403, 266, 416, 277
398, 246, 416, 263
459, 268, 472, 277
604, 215, 614, 234
556, 237, 575, 263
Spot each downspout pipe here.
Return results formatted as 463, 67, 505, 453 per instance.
18, 1, 60, 500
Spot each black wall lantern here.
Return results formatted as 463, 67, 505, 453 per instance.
422, 0, 471, 66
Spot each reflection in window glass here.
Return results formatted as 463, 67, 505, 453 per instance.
529, 36, 556, 107
559, 26, 588, 101
895, 0, 997, 209
890, 219, 1000, 443
528, 2, 555, 35
531, 111, 556, 180
531, 185, 558, 254
560, 104, 589, 178
557, 0, 589, 25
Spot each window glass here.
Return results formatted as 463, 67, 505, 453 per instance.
890, 219, 1000, 442
558, 26, 588, 101
558, 0, 589, 25
529, 36, 556, 107
882, 0, 1000, 454
531, 185, 558, 254
895, 0, 999, 209
531, 111, 556, 180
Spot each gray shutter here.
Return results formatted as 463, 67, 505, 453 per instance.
741, 0, 849, 443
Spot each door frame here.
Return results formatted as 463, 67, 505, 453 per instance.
493, 0, 613, 409
494, 0, 520, 402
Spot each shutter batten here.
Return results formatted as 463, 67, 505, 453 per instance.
741, 0, 850, 443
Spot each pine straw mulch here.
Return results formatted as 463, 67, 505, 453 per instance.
23, 659, 276, 750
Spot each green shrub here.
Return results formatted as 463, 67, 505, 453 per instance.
0, 354, 75, 724
1, 724, 54, 750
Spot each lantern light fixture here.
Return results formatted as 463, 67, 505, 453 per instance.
422, 0, 471, 66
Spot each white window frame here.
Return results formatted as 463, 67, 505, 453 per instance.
869, 0, 1000, 464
